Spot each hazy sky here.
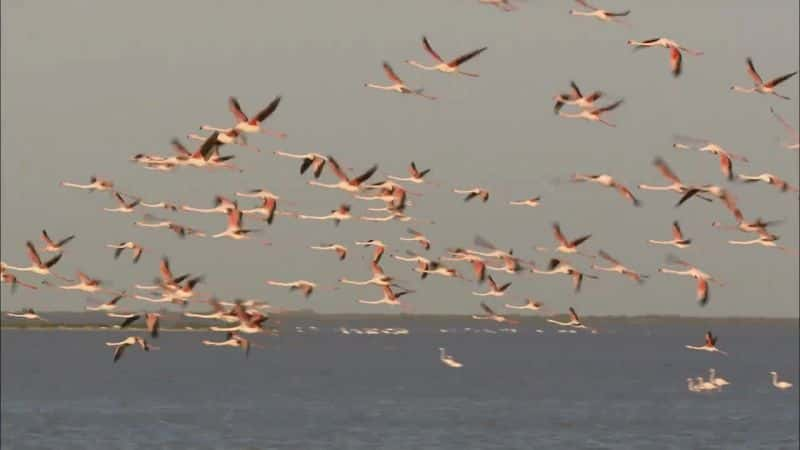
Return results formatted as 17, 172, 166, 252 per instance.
1, 0, 798, 317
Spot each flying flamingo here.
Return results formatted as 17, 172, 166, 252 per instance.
201, 96, 285, 139
355, 240, 387, 263
308, 156, 378, 193
273, 151, 328, 178
209, 309, 272, 335
6, 308, 46, 321
472, 275, 511, 297
357, 285, 413, 306
405, 36, 487, 77
553, 81, 604, 113
400, 228, 431, 250
416, 260, 463, 279
60, 176, 114, 192
106, 336, 156, 363
1, 271, 38, 293
626, 38, 703, 77
387, 162, 432, 184
85, 292, 127, 311
479, 0, 518, 12
42, 270, 109, 294
546, 306, 589, 329
509, 196, 541, 207
638, 157, 713, 201
139, 200, 179, 212
453, 187, 490, 202
685, 331, 727, 355
3, 242, 69, 281
212, 206, 258, 240
187, 127, 262, 152
537, 222, 593, 257
658, 256, 723, 306
472, 302, 519, 324
134, 216, 206, 238
728, 231, 797, 254
39, 230, 75, 253
438, 348, 463, 368
202, 332, 254, 358
571, 173, 640, 206
505, 298, 545, 311
769, 372, 793, 390
770, 107, 799, 150
266, 280, 319, 298
297, 203, 353, 226
591, 250, 648, 283
648, 221, 692, 248
730, 58, 797, 100
673, 137, 749, 180
737, 173, 798, 192
364, 62, 437, 100
107, 241, 145, 263
569, 0, 630, 24
532, 258, 597, 293
558, 99, 623, 127
103, 192, 140, 213
310, 244, 348, 260
340, 261, 395, 287
181, 196, 237, 214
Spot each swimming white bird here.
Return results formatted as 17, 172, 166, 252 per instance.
505, 298, 544, 311
310, 243, 348, 261
737, 173, 798, 193
107, 241, 145, 263
103, 192, 140, 213
3, 242, 69, 280
694, 376, 721, 392
686, 378, 701, 392
387, 162, 432, 185
546, 306, 588, 329
769, 371, 793, 390
626, 38, 703, 77
553, 81, 603, 113
357, 285, 413, 306
569, 0, 630, 24
273, 150, 328, 178
308, 156, 378, 193
708, 368, 730, 387
438, 347, 463, 368
405, 36, 487, 77
509, 196, 541, 207
558, 99, 623, 127
592, 250, 647, 283
472, 302, 519, 324
685, 331, 727, 355
770, 107, 800, 150
571, 173, 640, 206
453, 187, 490, 203
60, 176, 114, 192
39, 230, 75, 253
648, 221, 692, 249
731, 58, 797, 100
532, 258, 597, 293
365, 62, 437, 100
472, 275, 511, 297
105, 336, 155, 363
658, 256, 722, 306
6, 308, 46, 321
202, 332, 253, 357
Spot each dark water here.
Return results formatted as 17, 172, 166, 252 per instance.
2, 319, 798, 450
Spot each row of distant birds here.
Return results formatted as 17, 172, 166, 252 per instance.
1, 1, 797, 387
685, 368, 793, 392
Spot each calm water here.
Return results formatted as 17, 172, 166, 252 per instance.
2, 319, 798, 450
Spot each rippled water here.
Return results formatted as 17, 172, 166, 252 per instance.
2, 319, 798, 449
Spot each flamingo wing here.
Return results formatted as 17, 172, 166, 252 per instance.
228, 97, 249, 123
447, 46, 487, 68
382, 62, 404, 84
325, 156, 350, 182
745, 58, 764, 85
765, 71, 798, 89
421, 36, 445, 63
253, 96, 282, 123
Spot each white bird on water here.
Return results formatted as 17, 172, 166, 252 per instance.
708, 368, 730, 387
769, 372, 793, 390
439, 347, 463, 368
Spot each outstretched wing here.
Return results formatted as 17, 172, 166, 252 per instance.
745, 57, 763, 85
448, 46, 487, 68
765, 71, 798, 89
653, 157, 681, 183
229, 97, 249, 123
421, 36, 444, 63
382, 62, 403, 84
253, 96, 282, 123
325, 156, 350, 182
598, 250, 621, 266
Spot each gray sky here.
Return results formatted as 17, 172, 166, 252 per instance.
2, 0, 798, 317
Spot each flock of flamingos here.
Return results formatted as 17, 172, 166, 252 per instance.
1, 0, 797, 391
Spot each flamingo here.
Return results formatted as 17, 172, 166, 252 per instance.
211, 205, 258, 240
453, 187, 490, 202
297, 203, 353, 226
770, 107, 799, 150
39, 230, 75, 253
505, 298, 544, 311
416, 260, 463, 279
1, 271, 38, 293
106, 336, 155, 363
107, 241, 145, 263
3, 242, 69, 281
188, 127, 262, 152
708, 368, 730, 387
85, 292, 127, 311
266, 280, 318, 298
470, 235, 514, 259
438, 348, 463, 368
201, 96, 285, 138
728, 232, 797, 254
675, 185, 739, 216
509, 196, 541, 207
202, 332, 253, 357
357, 285, 413, 306
340, 261, 395, 287
209, 305, 272, 334
103, 192, 140, 213
648, 221, 692, 248
181, 196, 237, 214
737, 173, 798, 192
139, 200, 179, 212
638, 157, 713, 201
405, 36, 487, 77
472, 302, 519, 324
546, 306, 588, 329
571, 173, 640, 206
769, 372, 793, 390
6, 308, 46, 321
167, 132, 221, 167
659, 256, 722, 306
400, 228, 431, 251
712, 216, 782, 236
364, 62, 437, 100
184, 299, 238, 322
673, 137, 749, 180
308, 156, 378, 193
43, 270, 108, 294
60, 176, 114, 192
591, 250, 648, 283
442, 249, 487, 283
553, 81, 604, 114
731, 58, 797, 100
472, 275, 511, 297
569, 0, 630, 24
558, 99, 623, 127
353, 240, 386, 263
685, 331, 727, 355
532, 258, 597, 293
310, 244, 348, 260
273, 151, 328, 178
479, 0, 518, 12
539, 222, 592, 256
387, 162, 433, 185
134, 216, 206, 238
626, 38, 703, 77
